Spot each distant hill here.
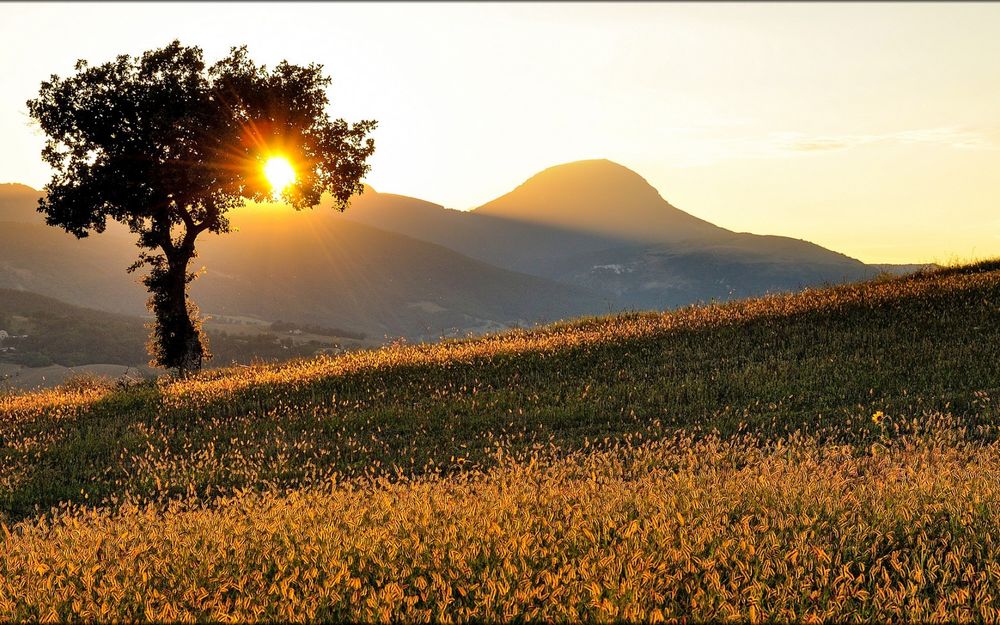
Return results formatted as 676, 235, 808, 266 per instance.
0, 162, 919, 336
0, 185, 604, 340
0, 287, 369, 386
0, 183, 44, 224
194, 205, 605, 339
0, 221, 144, 314
0, 288, 148, 368
340, 186, 626, 278
342, 159, 876, 308
473, 159, 719, 242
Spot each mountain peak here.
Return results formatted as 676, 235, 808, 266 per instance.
504, 159, 661, 201
0, 182, 40, 195
473, 159, 718, 242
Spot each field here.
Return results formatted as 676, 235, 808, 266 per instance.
2, 260, 1000, 621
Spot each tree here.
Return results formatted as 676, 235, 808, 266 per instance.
27, 41, 376, 376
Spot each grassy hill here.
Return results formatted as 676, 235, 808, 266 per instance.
2, 261, 1000, 620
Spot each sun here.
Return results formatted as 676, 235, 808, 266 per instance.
263, 156, 296, 195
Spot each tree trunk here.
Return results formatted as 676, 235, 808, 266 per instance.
145, 244, 206, 377
168, 252, 202, 377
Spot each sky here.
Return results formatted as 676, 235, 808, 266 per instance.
2, 2, 999, 264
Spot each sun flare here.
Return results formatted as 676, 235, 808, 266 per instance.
263, 156, 296, 195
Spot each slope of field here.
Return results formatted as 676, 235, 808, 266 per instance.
2, 261, 1000, 620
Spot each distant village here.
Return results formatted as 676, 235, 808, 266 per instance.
0, 329, 28, 354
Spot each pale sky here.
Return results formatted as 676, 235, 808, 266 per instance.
2, 2, 999, 264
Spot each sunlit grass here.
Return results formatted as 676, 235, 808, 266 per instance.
2, 260, 1000, 620
2, 417, 1000, 621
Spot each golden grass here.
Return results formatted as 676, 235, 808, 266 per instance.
159, 265, 998, 409
1, 416, 999, 622
0, 387, 108, 423
3, 262, 1000, 621
3, 264, 993, 421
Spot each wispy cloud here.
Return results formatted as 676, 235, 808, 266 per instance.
782, 138, 856, 153
777, 126, 997, 154
665, 125, 998, 167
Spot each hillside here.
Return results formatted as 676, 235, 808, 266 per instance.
342, 160, 877, 308
194, 205, 606, 339
0, 288, 149, 367
472, 159, 720, 242
6, 260, 999, 508
0, 222, 144, 315
0, 288, 372, 388
2, 261, 1000, 619
0, 185, 604, 340
1, 164, 893, 339
0, 183, 44, 224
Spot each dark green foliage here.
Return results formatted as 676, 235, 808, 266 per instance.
142, 259, 208, 373
26, 41, 376, 375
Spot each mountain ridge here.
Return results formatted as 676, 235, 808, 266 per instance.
0, 159, 916, 339
0, 190, 606, 340
339, 159, 876, 308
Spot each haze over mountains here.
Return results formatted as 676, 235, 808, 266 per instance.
1, 159, 905, 347
343, 160, 876, 308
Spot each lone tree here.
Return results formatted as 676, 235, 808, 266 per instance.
27, 41, 376, 376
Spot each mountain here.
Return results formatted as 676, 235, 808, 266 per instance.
0, 286, 376, 387
0, 185, 604, 341
191, 205, 605, 339
0, 221, 144, 314
1, 185, 149, 315
0, 183, 45, 224
0, 287, 148, 367
341, 159, 876, 308
339, 187, 625, 277
0, 160, 893, 338
473, 159, 719, 243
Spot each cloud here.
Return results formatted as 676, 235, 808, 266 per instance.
783, 138, 855, 152
654, 125, 998, 169
777, 126, 997, 154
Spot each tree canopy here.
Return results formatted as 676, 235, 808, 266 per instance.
28, 41, 376, 374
